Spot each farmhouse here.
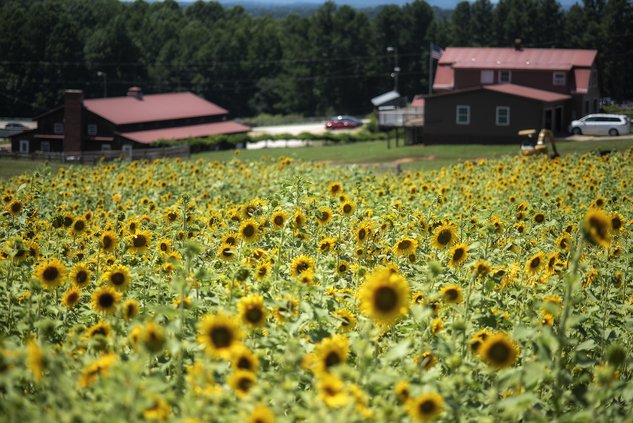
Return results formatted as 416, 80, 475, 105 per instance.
423, 43, 599, 144
10, 88, 250, 154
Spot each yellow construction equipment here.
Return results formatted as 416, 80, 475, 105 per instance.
519, 129, 559, 158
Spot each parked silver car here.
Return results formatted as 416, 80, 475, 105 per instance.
569, 114, 630, 136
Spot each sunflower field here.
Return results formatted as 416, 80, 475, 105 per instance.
1, 149, 632, 422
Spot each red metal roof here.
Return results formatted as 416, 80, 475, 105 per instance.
483, 84, 571, 102
433, 66, 454, 90
573, 69, 591, 94
84, 92, 228, 125
411, 95, 425, 108
439, 47, 596, 71
118, 121, 250, 144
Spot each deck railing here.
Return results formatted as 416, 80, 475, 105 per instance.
377, 107, 424, 128
0, 145, 190, 164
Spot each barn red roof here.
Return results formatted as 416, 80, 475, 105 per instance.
483, 84, 571, 102
438, 47, 596, 71
118, 121, 250, 144
84, 92, 228, 125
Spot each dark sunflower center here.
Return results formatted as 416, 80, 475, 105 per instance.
258, 267, 268, 277
243, 225, 256, 238
238, 376, 253, 391
91, 327, 107, 337
338, 264, 347, 273
133, 235, 147, 248
445, 289, 459, 301
63, 216, 73, 227
374, 286, 398, 312
74, 221, 85, 231
245, 308, 263, 324
358, 229, 366, 241
488, 341, 511, 363
530, 257, 541, 268
168, 212, 177, 221
611, 217, 621, 230
535, 214, 545, 223
453, 248, 464, 261
324, 351, 341, 368
111, 272, 125, 286
324, 386, 337, 396
343, 204, 352, 214
419, 399, 437, 415
76, 270, 88, 284
237, 357, 252, 370
98, 293, 115, 308
43, 266, 59, 281
67, 292, 79, 303
126, 304, 136, 316
210, 327, 232, 348
103, 236, 113, 249
11, 202, 22, 213
274, 216, 284, 226
296, 262, 309, 273
588, 217, 608, 238
437, 229, 452, 245
225, 236, 237, 246
398, 240, 412, 250
319, 212, 329, 221
160, 243, 168, 251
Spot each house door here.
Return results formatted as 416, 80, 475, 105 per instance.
554, 107, 563, 133
544, 109, 553, 130
122, 144, 133, 160
19, 140, 29, 153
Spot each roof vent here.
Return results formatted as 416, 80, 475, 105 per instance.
514, 38, 523, 51
127, 86, 143, 100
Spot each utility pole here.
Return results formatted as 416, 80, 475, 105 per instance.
387, 46, 400, 93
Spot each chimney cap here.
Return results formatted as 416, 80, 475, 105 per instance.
127, 86, 143, 100
514, 38, 523, 51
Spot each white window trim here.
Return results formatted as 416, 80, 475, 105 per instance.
456, 105, 470, 125
496, 106, 510, 126
87, 124, 97, 136
19, 140, 29, 153
40, 141, 51, 153
54, 122, 64, 134
553, 72, 566, 86
481, 70, 494, 85
499, 70, 511, 83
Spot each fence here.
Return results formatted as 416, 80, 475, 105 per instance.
0, 145, 190, 164
377, 107, 424, 128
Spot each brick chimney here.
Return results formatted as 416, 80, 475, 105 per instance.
63, 90, 84, 153
127, 86, 143, 100
514, 38, 523, 51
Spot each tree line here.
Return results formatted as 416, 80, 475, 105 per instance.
1, 0, 631, 119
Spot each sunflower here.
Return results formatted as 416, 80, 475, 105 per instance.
525, 252, 545, 275
270, 210, 288, 229
289, 255, 315, 277
247, 404, 276, 423
239, 219, 260, 243
312, 334, 349, 374
533, 211, 546, 224
128, 230, 152, 254
141, 322, 166, 353
610, 212, 624, 232
556, 233, 572, 252
439, 284, 463, 304
85, 321, 112, 339
335, 261, 350, 276
328, 182, 343, 196
164, 208, 179, 223
333, 309, 356, 333
123, 299, 140, 320
71, 217, 88, 235
91, 286, 121, 314
222, 233, 239, 246
231, 345, 259, 373
255, 262, 271, 280
395, 380, 411, 404
340, 200, 355, 216
407, 392, 444, 422
62, 287, 81, 308
583, 208, 612, 248
198, 313, 243, 358
217, 243, 236, 261
431, 318, 444, 335
318, 237, 337, 254
357, 267, 410, 326
392, 237, 418, 256
448, 243, 468, 268
229, 369, 256, 398
7, 199, 23, 216
479, 332, 520, 369
26, 338, 44, 382
431, 222, 458, 249
238, 295, 267, 328
468, 329, 492, 354
355, 221, 374, 244
102, 264, 132, 292
69, 263, 91, 289
315, 207, 333, 226
293, 209, 307, 228
157, 238, 172, 254
473, 259, 491, 277
100, 231, 117, 252
34, 258, 67, 289
416, 351, 438, 371
143, 396, 171, 421
79, 353, 117, 388
317, 373, 350, 408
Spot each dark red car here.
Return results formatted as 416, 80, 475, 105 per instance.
325, 115, 363, 130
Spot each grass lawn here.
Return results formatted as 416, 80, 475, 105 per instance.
2, 137, 632, 179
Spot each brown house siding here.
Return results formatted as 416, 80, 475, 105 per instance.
424, 90, 566, 144
454, 69, 571, 94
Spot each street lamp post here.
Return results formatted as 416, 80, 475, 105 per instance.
97, 71, 107, 98
387, 46, 399, 93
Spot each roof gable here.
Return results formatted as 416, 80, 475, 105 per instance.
439, 47, 597, 71
84, 92, 228, 125
430, 84, 571, 103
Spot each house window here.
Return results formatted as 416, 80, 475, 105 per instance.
496, 107, 510, 126
101, 144, 111, 151
19, 140, 29, 153
40, 141, 50, 153
481, 70, 494, 84
54, 122, 64, 134
553, 72, 566, 86
456, 105, 470, 125
87, 124, 97, 136
499, 71, 511, 83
